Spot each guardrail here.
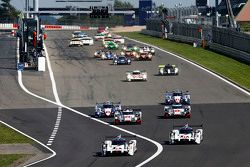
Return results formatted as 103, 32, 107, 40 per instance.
0, 23, 18, 30
0, 23, 98, 31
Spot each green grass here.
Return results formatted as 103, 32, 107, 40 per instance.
0, 123, 33, 144
119, 32, 250, 90
0, 154, 27, 167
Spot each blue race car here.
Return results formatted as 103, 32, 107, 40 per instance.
101, 51, 116, 60
95, 101, 122, 117
113, 56, 131, 65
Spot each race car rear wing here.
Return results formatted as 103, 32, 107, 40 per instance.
105, 134, 137, 139
173, 124, 203, 128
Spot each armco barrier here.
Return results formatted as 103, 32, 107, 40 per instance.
0, 23, 98, 31
0, 23, 18, 30
209, 42, 250, 64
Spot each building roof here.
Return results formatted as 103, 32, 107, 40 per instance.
236, 0, 250, 22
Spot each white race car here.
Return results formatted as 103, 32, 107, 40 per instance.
164, 104, 191, 118
114, 108, 142, 124
81, 37, 94, 45
113, 35, 125, 44
94, 33, 106, 40
72, 31, 87, 38
102, 135, 137, 156
139, 46, 155, 56
169, 124, 203, 145
126, 70, 147, 82
69, 38, 83, 47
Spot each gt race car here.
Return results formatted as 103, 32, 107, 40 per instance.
164, 104, 191, 118
158, 64, 179, 75
102, 135, 137, 156
94, 33, 106, 40
169, 124, 203, 144
126, 70, 147, 82
113, 56, 131, 65
81, 37, 94, 45
95, 101, 121, 117
113, 35, 125, 44
72, 31, 87, 38
104, 41, 119, 50
122, 44, 139, 52
165, 90, 190, 105
69, 38, 83, 47
114, 108, 142, 124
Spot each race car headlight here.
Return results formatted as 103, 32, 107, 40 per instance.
134, 47, 137, 50
140, 50, 143, 53
151, 49, 155, 53
128, 59, 131, 62
105, 45, 108, 47
94, 52, 97, 55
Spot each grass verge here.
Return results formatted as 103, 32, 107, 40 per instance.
119, 32, 250, 90
0, 123, 33, 144
0, 154, 27, 167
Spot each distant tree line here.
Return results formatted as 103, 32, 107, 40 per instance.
0, 0, 19, 22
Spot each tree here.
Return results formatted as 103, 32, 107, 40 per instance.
114, 0, 133, 9
0, 0, 19, 22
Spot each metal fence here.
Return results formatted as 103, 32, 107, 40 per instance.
172, 22, 212, 41
145, 18, 250, 54
212, 27, 250, 53
146, 19, 163, 32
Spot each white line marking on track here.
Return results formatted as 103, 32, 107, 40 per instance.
124, 37, 250, 96
0, 121, 56, 167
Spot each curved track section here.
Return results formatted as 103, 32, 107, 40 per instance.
0, 31, 250, 167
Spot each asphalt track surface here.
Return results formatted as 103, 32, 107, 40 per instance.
0, 31, 250, 167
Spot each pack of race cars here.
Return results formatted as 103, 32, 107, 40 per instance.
69, 28, 203, 157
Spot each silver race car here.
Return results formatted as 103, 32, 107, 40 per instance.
126, 70, 147, 82
169, 124, 203, 145
165, 90, 190, 105
102, 135, 137, 156
114, 108, 142, 124
95, 101, 121, 117
158, 64, 179, 75
164, 104, 191, 118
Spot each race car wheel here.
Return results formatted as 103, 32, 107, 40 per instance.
164, 113, 169, 118
136, 119, 142, 124
185, 113, 191, 118
114, 119, 120, 125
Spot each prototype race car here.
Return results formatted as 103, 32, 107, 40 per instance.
139, 46, 155, 56
158, 64, 179, 75
126, 70, 147, 82
134, 50, 153, 61
121, 50, 138, 58
69, 38, 83, 47
81, 37, 94, 45
101, 135, 137, 156
165, 90, 190, 105
104, 41, 119, 50
113, 56, 131, 65
169, 124, 203, 144
94, 50, 105, 58
101, 51, 116, 60
114, 108, 142, 124
164, 104, 191, 118
95, 101, 121, 117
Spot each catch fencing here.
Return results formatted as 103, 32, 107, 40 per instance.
144, 18, 250, 63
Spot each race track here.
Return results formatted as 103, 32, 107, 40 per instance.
0, 31, 249, 167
